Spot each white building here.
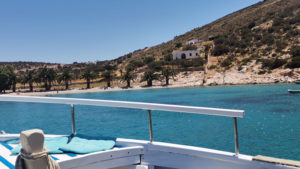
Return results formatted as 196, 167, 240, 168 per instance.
173, 50, 200, 60
186, 39, 202, 45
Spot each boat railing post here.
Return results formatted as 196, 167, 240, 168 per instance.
71, 104, 76, 135
147, 110, 154, 142
233, 117, 239, 155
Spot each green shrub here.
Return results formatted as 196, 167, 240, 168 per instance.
240, 27, 252, 37
280, 7, 294, 18
214, 35, 228, 45
267, 27, 275, 33
262, 50, 268, 56
256, 41, 263, 47
175, 42, 182, 48
254, 34, 262, 41
212, 44, 229, 56
162, 49, 172, 56
286, 29, 299, 38
287, 57, 300, 68
248, 22, 256, 29
144, 56, 155, 64
241, 58, 251, 65
192, 58, 205, 67
239, 41, 247, 49
273, 17, 284, 27
228, 37, 240, 48
128, 60, 145, 70
272, 58, 287, 69
241, 49, 248, 55
209, 65, 217, 70
148, 61, 164, 71
183, 44, 197, 50
261, 33, 274, 45
221, 56, 235, 67
179, 60, 193, 68
164, 54, 173, 62
275, 40, 288, 52
290, 46, 300, 57
288, 13, 300, 24
104, 64, 116, 71
261, 58, 287, 69
265, 46, 272, 51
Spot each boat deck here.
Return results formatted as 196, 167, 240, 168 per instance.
1, 134, 299, 169
0, 135, 144, 169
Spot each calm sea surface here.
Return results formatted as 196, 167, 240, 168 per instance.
1, 84, 300, 160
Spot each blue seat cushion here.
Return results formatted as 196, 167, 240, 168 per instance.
59, 137, 115, 154
11, 136, 68, 154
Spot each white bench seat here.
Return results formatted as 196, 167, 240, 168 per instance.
0, 136, 144, 169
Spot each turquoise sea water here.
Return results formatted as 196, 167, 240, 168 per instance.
1, 84, 300, 160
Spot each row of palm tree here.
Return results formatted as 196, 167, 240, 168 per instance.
0, 64, 177, 93
17, 67, 123, 91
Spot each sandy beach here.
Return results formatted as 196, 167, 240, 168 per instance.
8, 83, 197, 96
6, 67, 299, 96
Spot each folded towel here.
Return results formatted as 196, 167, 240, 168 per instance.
11, 137, 68, 155
59, 137, 115, 154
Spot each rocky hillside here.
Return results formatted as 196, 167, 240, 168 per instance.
112, 0, 300, 85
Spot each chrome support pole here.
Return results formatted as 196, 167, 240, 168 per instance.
147, 110, 153, 142
71, 104, 76, 135
233, 117, 239, 155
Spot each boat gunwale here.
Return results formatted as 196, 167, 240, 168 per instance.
0, 95, 244, 118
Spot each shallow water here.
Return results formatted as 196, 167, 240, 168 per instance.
1, 84, 300, 160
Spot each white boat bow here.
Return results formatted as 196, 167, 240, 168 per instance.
0, 95, 298, 169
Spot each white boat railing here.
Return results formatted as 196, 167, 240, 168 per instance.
0, 95, 244, 155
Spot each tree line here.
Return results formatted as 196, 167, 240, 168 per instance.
0, 61, 178, 94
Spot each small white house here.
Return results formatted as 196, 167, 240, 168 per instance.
186, 39, 202, 45
173, 50, 200, 60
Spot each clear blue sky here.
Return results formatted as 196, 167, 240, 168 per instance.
0, 0, 261, 63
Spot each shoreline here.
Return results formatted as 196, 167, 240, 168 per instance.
6, 81, 295, 96
5, 68, 300, 96
8, 84, 198, 96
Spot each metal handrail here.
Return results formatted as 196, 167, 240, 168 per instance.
0, 95, 244, 155
0, 96, 244, 117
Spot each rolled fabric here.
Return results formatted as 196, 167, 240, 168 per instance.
15, 129, 60, 169
15, 147, 60, 169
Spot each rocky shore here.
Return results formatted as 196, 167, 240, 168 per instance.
8, 67, 299, 96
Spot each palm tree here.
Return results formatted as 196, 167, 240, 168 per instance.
162, 68, 176, 85
81, 69, 98, 89
0, 66, 10, 93
122, 70, 136, 87
37, 67, 57, 91
58, 68, 73, 90
140, 71, 159, 86
10, 72, 17, 92
18, 73, 27, 89
5, 65, 17, 92
37, 67, 48, 90
25, 70, 35, 92
101, 71, 114, 88
46, 68, 56, 91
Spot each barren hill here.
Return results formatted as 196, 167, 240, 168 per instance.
112, 0, 300, 85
